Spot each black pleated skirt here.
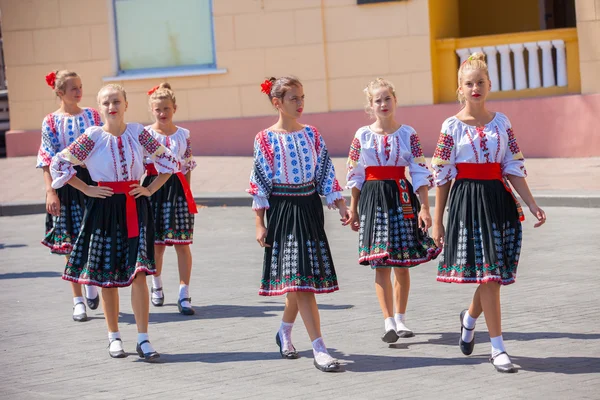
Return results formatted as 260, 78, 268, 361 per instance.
358, 179, 441, 267
143, 174, 195, 245
62, 194, 156, 288
260, 185, 339, 296
437, 179, 522, 285
42, 166, 94, 254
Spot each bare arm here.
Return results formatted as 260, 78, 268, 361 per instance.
185, 171, 191, 184
507, 175, 547, 227
255, 208, 270, 247
416, 185, 432, 230
42, 166, 60, 216
432, 182, 451, 247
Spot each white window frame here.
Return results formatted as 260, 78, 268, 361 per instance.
104, 0, 226, 81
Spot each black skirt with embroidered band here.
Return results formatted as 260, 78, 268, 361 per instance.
143, 174, 194, 245
358, 179, 441, 268
260, 182, 339, 296
62, 194, 156, 288
42, 166, 95, 254
437, 179, 522, 285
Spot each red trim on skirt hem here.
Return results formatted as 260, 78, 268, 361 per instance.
359, 247, 442, 267
155, 240, 193, 246
62, 266, 157, 288
436, 276, 515, 285
41, 240, 73, 255
259, 286, 339, 296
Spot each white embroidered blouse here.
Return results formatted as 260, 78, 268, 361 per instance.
50, 123, 178, 188
144, 126, 197, 174
346, 125, 433, 192
247, 125, 343, 210
431, 112, 527, 186
36, 108, 102, 168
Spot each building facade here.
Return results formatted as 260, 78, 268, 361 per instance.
1, 0, 599, 157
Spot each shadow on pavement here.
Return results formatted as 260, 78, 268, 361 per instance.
0, 243, 28, 250
0, 271, 61, 280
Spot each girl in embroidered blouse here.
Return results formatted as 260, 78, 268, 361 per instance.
431, 53, 546, 373
50, 83, 178, 362
346, 78, 441, 343
248, 76, 350, 373
37, 70, 102, 323
142, 83, 198, 316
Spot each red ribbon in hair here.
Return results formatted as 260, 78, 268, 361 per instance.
45, 72, 56, 89
260, 79, 272, 95
147, 85, 160, 95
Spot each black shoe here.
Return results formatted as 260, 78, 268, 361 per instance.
151, 287, 164, 307
381, 329, 399, 343
86, 294, 100, 310
313, 358, 342, 373
72, 301, 88, 322
275, 332, 299, 359
177, 298, 195, 315
459, 309, 475, 356
490, 352, 517, 373
136, 340, 160, 362
108, 338, 126, 358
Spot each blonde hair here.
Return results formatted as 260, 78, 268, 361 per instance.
148, 82, 176, 107
49, 70, 80, 97
364, 78, 396, 119
263, 76, 302, 102
97, 83, 128, 103
457, 52, 489, 104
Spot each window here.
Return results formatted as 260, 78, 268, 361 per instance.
112, 0, 216, 75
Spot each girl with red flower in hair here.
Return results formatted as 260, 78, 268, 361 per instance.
248, 76, 351, 372
37, 70, 103, 322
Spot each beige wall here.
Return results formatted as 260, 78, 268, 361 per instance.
576, 0, 600, 94
1, 0, 433, 131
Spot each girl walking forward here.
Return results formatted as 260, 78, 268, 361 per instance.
50, 84, 178, 361
248, 76, 350, 372
346, 78, 440, 343
431, 53, 546, 373
37, 70, 101, 322
143, 83, 198, 315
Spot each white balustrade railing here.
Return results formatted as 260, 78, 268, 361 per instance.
457, 39, 568, 92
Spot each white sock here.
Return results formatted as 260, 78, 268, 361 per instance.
108, 331, 123, 352
384, 317, 396, 332
179, 284, 191, 308
151, 276, 163, 298
278, 321, 294, 351
152, 276, 163, 289
73, 297, 86, 315
84, 285, 98, 299
138, 333, 155, 353
312, 337, 336, 366
462, 311, 477, 342
395, 314, 412, 333
490, 335, 511, 365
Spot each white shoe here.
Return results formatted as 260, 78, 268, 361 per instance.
396, 320, 414, 338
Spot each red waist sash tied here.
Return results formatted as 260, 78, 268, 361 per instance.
456, 163, 524, 221
175, 172, 198, 214
98, 181, 139, 238
144, 164, 197, 214
145, 164, 158, 176
365, 166, 414, 219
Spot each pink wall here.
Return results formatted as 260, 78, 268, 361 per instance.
7, 93, 600, 158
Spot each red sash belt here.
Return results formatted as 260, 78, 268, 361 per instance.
365, 166, 414, 219
144, 164, 197, 214
98, 181, 139, 238
145, 164, 158, 176
456, 163, 524, 221
175, 172, 198, 214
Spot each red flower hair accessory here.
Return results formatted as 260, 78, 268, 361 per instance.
147, 85, 160, 95
260, 79, 272, 95
45, 71, 56, 89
